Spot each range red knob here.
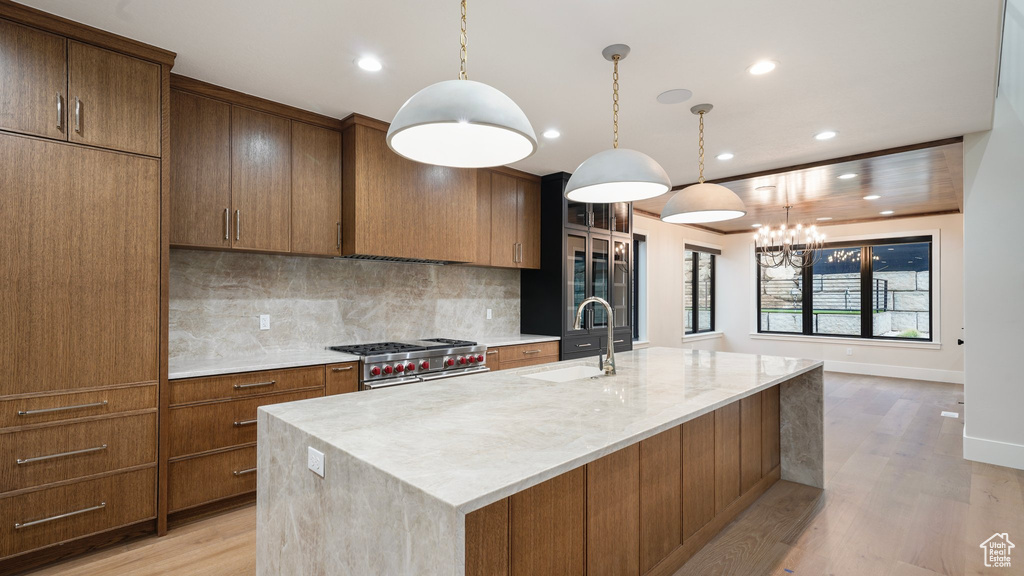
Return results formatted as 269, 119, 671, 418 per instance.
458, 356, 467, 365
370, 366, 381, 376
421, 361, 430, 370
407, 363, 416, 372
382, 365, 393, 375
476, 354, 485, 362
395, 364, 405, 373
466, 356, 475, 364
445, 358, 455, 367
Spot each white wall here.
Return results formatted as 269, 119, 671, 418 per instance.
962, 0, 1024, 470
638, 211, 965, 383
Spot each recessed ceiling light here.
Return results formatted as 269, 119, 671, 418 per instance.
542, 129, 561, 139
356, 56, 382, 72
863, 195, 881, 200
817, 217, 833, 221
716, 152, 735, 160
747, 60, 778, 75
815, 131, 837, 140
656, 88, 693, 104
838, 173, 858, 179
880, 210, 895, 215
751, 223, 762, 228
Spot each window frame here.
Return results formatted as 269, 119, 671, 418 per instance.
632, 232, 647, 342
755, 235, 933, 342
685, 249, 716, 335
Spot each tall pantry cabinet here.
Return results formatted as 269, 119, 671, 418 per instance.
0, 3, 173, 572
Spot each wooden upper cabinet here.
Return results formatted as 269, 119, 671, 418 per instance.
0, 133, 160, 395
484, 170, 541, 269
231, 107, 292, 252
291, 121, 342, 256
517, 178, 541, 269
489, 172, 519, 267
170, 90, 231, 248
342, 123, 477, 262
0, 19, 67, 140
473, 170, 492, 266
67, 41, 160, 156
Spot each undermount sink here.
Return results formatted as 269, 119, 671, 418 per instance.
523, 365, 604, 383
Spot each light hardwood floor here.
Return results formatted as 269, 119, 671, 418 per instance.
28, 373, 1024, 576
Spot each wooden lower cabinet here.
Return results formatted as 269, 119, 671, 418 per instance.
325, 362, 359, 396
168, 365, 324, 406
762, 386, 781, 475
488, 341, 560, 372
0, 412, 156, 493
0, 383, 156, 429
167, 389, 322, 458
168, 446, 256, 513
640, 426, 682, 573
465, 387, 782, 576
0, 467, 155, 559
587, 445, 640, 576
509, 467, 585, 576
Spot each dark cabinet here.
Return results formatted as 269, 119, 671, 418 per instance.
522, 172, 633, 360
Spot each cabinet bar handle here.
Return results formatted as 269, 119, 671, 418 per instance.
18, 400, 107, 417
576, 343, 592, 348
17, 444, 107, 465
15, 502, 105, 530
512, 243, 517, 264
331, 366, 353, 372
224, 208, 229, 240
233, 419, 257, 427
337, 222, 341, 249
56, 93, 63, 130
522, 350, 541, 355
233, 380, 275, 390
235, 210, 240, 241
486, 350, 498, 355
73, 97, 81, 133
233, 468, 257, 477
614, 339, 624, 344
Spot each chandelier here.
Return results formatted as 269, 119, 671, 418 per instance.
754, 194, 826, 270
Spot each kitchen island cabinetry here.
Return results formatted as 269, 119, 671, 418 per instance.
257, 348, 825, 575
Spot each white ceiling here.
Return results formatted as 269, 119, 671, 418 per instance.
21, 0, 1004, 185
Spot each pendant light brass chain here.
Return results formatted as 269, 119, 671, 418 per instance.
459, 0, 468, 80
612, 55, 620, 149
697, 111, 705, 183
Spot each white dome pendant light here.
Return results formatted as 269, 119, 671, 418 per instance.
564, 45, 671, 203
387, 0, 537, 168
661, 104, 747, 223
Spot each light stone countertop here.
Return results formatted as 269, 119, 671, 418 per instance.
168, 334, 560, 380
260, 347, 822, 513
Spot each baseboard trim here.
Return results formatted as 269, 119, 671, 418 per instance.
823, 360, 964, 384
963, 434, 1024, 470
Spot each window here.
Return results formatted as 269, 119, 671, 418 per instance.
757, 236, 932, 340
685, 244, 718, 334
632, 233, 647, 341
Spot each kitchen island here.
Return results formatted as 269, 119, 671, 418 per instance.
256, 347, 824, 576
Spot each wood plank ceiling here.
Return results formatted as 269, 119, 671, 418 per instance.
634, 139, 964, 234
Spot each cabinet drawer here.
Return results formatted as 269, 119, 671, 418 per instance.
168, 389, 321, 458
561, 336, 601, 359
0, 412, 155, 493
0, 385, 156, 430
168, 446, 256, 513
169, 366, 324, 406
325, 363, 359, 396
484, 348, 502, 371
501, 341, 559, 362
0, 467, 155, 559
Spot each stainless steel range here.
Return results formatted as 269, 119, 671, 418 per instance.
328, 338, 488, 390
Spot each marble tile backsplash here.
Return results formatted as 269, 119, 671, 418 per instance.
169, 250, 521, 361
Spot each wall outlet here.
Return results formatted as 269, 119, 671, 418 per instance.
259, 314, 270, 331
846, 347, 853, 356
486, 308, 492, 320
307, 446, 325, 478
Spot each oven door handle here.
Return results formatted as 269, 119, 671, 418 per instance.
362, 375, 422, 390
417, 367, 490, 382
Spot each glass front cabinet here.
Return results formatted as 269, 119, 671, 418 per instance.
522, 173, 633, 361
